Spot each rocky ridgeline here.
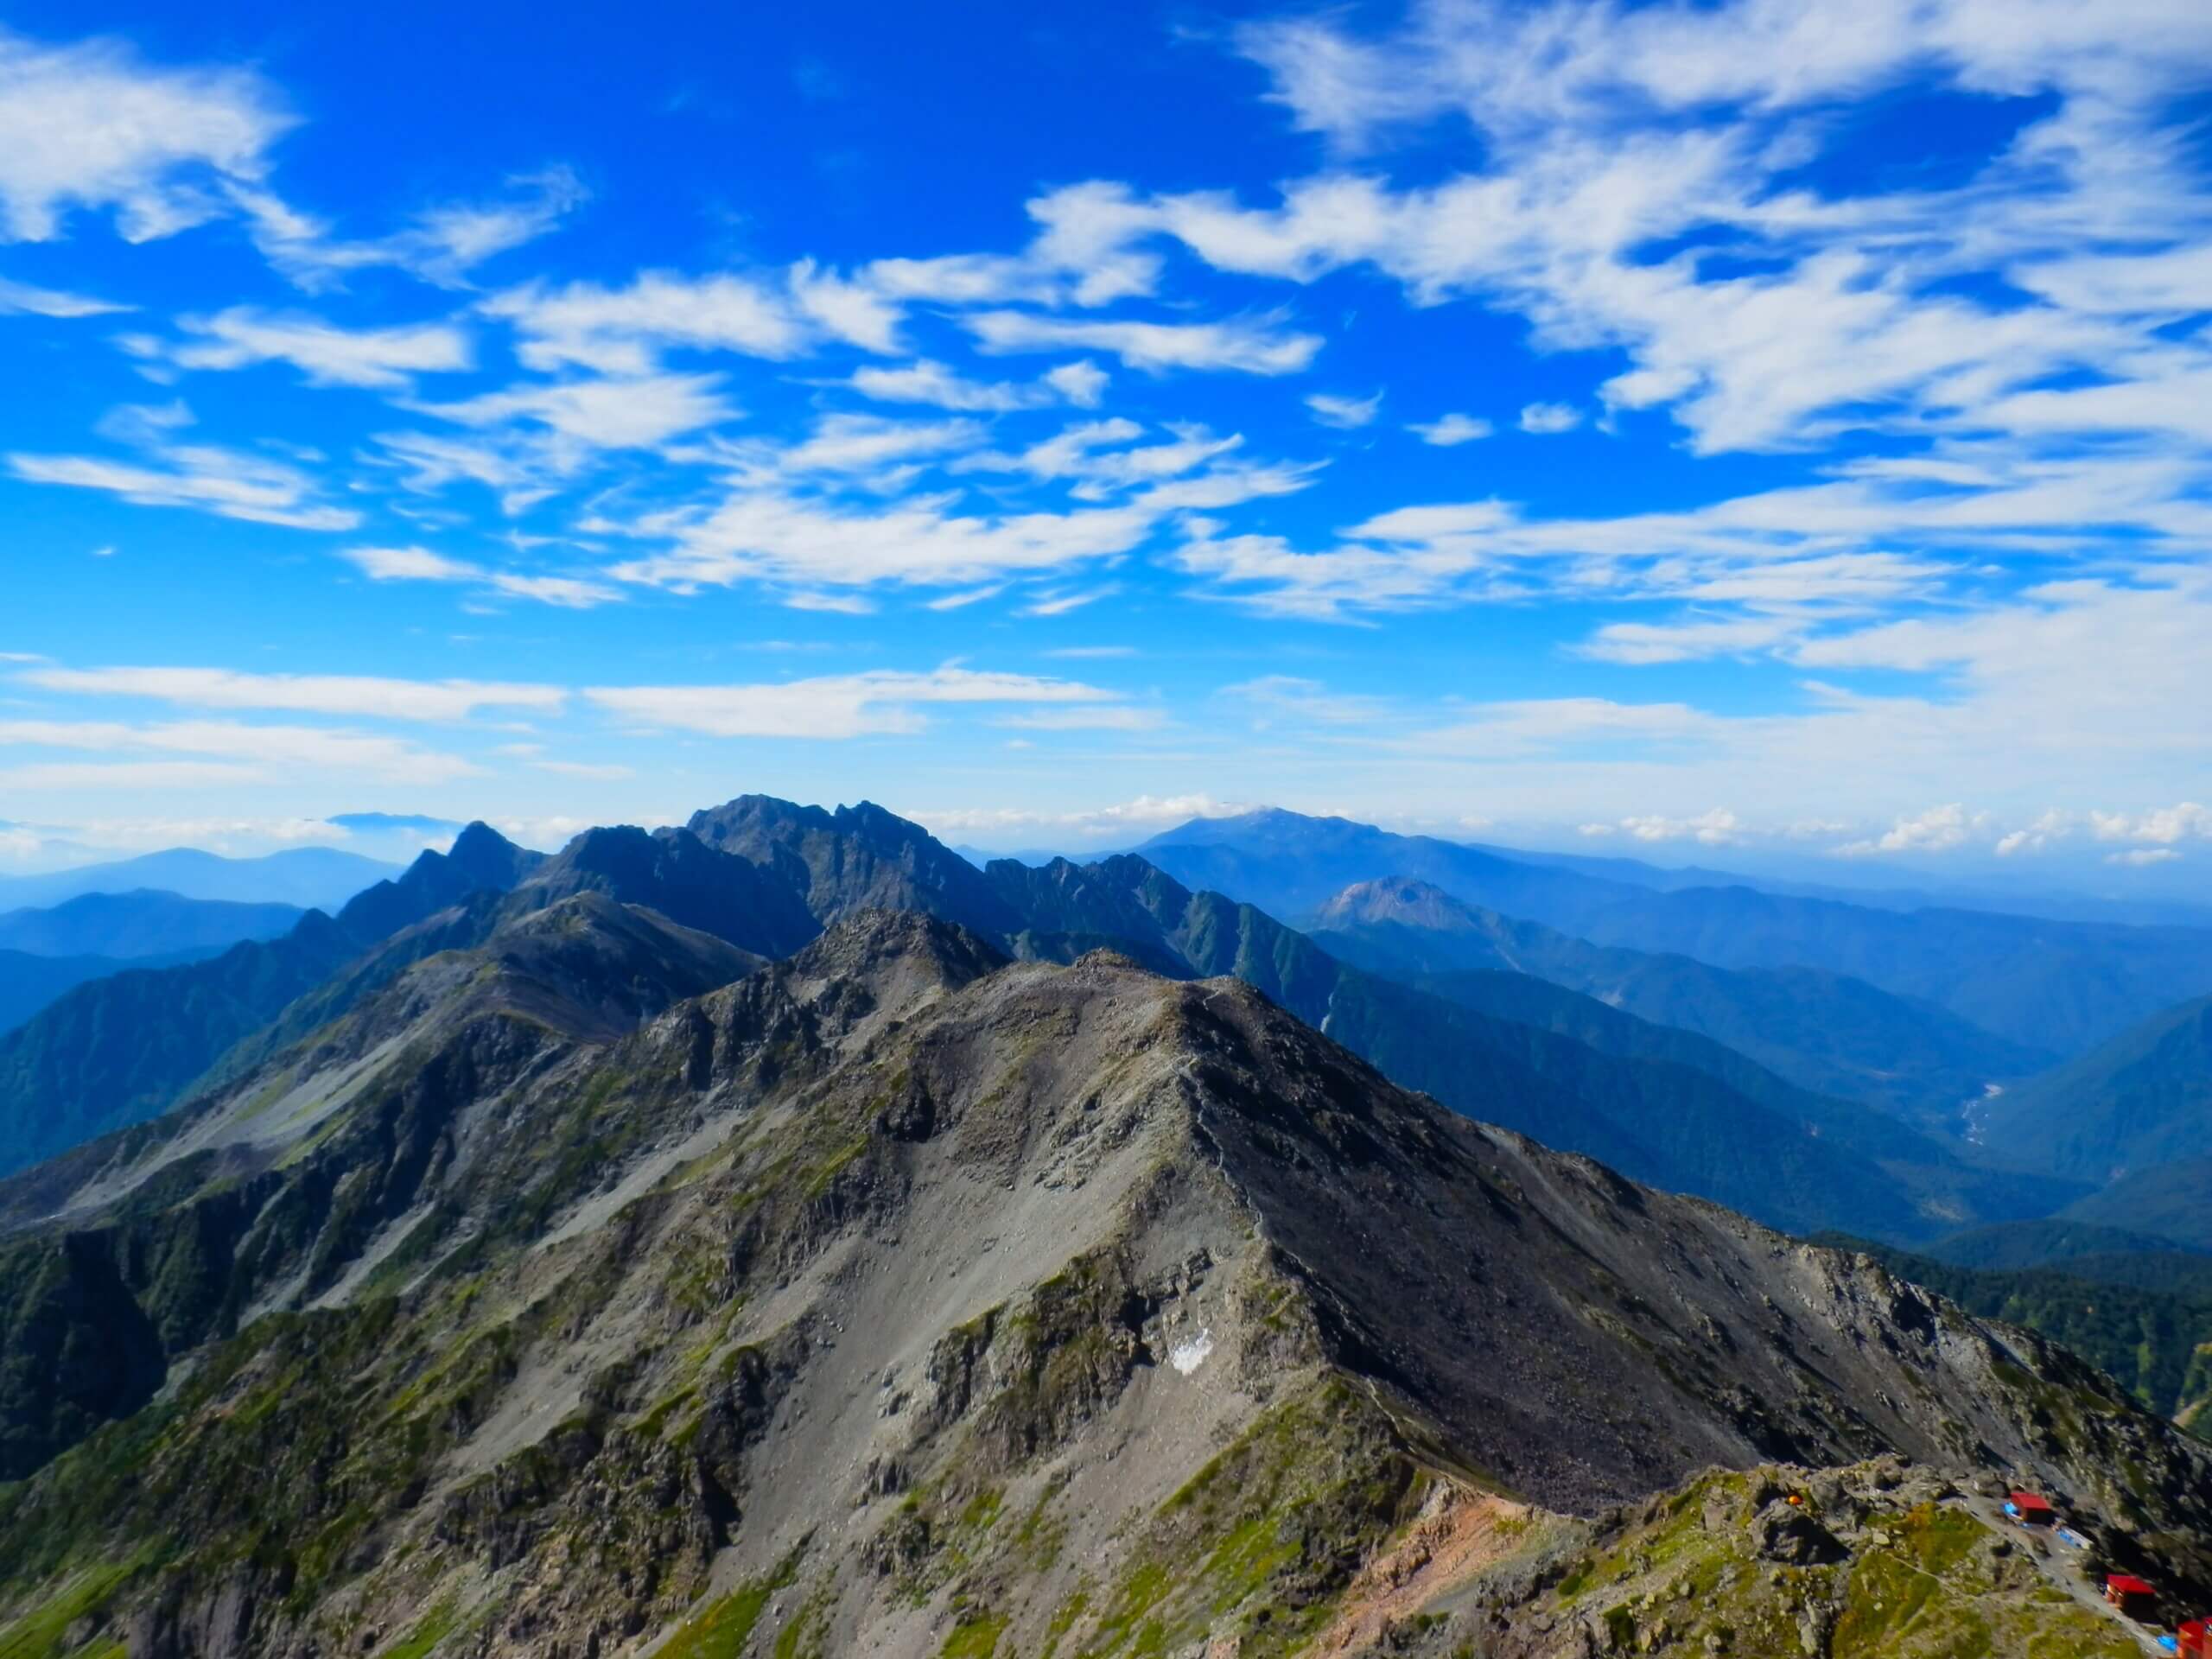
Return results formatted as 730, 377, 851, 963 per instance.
0, 900, 2204, 1658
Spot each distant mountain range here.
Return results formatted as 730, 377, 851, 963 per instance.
0, 947, 219, 1039
0, 825, 543, 1176
1138, 809, 2212, 1053
0, 890, 304, 1036
1306, 874, 2050, 1123
0, 845, 398, 912
0, 889, 302, 960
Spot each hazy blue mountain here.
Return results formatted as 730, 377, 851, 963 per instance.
1978, 991, 2212, 1182
1470, 841, 2212, 928
1309, 876, 2051, 1123
2063, 1156, 2212, 1254
1140, 809, 2212, 1052
0, 825, 543, 1177
0, 947, 218, 1039
0, 889, 302, 960
0, 846, 398, 912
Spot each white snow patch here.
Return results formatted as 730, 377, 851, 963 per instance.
1170, 1327, 1214, 1376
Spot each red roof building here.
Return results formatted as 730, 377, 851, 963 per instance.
2107, 1574, 2157, 1615
2007, 1491, 2056, 1524
2178, 1617, 2208, 1657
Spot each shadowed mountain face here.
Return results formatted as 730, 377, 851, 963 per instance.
0, 902, 2204, 1659
1141, 810, 2212, 1053
1309, 876, 2055, 1126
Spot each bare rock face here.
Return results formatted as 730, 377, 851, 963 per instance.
0, 910, 2204, 1659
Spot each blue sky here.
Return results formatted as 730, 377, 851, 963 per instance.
2, 0, 2209, 887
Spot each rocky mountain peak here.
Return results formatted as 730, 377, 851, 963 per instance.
442, 820, 535, 888
1316, 874, 1487, 931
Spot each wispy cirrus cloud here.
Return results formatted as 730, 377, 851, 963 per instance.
20, 663, 566, 719
7, 441, 359, 531
0, 274, 129, 316
585, 664, 1117, 739
0, 717, 476, 785
126, 306, 474, 389
963, 309, 1322, 376
339, 544, 621, 608
0, 24, 290, 243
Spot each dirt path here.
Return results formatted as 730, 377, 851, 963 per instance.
1311, 1485, 1534, 1654
1956, 1496, 2172, 1655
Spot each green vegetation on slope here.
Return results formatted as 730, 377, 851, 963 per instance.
1833, 1236, 2212, 1436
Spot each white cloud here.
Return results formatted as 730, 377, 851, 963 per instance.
1407, 412, 1491, 445
1995, 810, 2071, 857
845, 357, 1107, 412
21, 664, 564, 720
964, 309, 1323, 376
0, 274, 128, 316
608, 486, 1153, 593
1219, 675, 1393, 726
529, 759, 633, 779
1044, 360, 1109, 406
344, 544, 478, 582
490, 572, 621, 608
1575, 615, 1800, 665
997, 705, 1162, 731
484, 269, 812, 374
915, 792, 1249, 845
1615, 808, 1741, 845
144, 307, 474, 388
410, 372, 735, 448
1517, 402, 1583, 435
2090, 802, 2212, 845
338, 544, 620, 608
1832, 803, 1988, 858
235, 167, 585, 289
786, 258, 905, 352
0, 717, 474, 784
7, 442, 358, 531
584, 665, 1115, 740
1024, 0, 2212, 474
2107, 847, 2181, 867
1306, 391, 1382, 429
0, 26, 290, 243
847, 359, 1041, 412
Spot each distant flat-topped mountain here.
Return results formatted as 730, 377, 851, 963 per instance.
0, 899, 2203, 1657
1141, 808, 2212, 1053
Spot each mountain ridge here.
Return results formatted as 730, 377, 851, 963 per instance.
0, 901, 2204, 1658
1141, 809, 2212, 1052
